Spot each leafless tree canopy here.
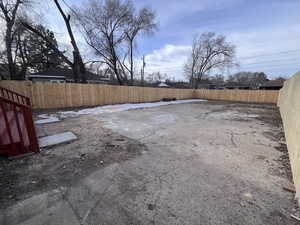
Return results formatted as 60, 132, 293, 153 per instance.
124, 6, 157, 85
146, 71, 168, 83
184, 32, 236, 89
53, 0, 86, 83
21, 0, 87, 83
75, 0, 131, 85
0, 0, 30, 79
227, 71, 268, 89
75, 0, 157, 85
0, 0, 157, 83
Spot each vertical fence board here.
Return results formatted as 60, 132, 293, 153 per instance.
0, 81, 279, 109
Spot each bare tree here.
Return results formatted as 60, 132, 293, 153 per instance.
140, 55, 145, 85
184, 32, 236, 89
53, 0, 86, 83
124, 6, 157, 85
209, 74, 225, 86
22, 21, 74, 67
146, 71, 168, 83
183, 38, 200, 88
75, 0, 133, 85
21, 0, 86, 83
14, 19, 64, 77
0, 0, 29, 79
226, 71, 268, 89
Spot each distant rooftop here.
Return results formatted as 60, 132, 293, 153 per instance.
158, 82, 170, 87
260, 80, 285, 88
29, 67, 108, 81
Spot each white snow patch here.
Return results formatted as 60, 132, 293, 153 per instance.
58, 99, 207, 117
35, 117, 60, 124
38, 114, 51, 119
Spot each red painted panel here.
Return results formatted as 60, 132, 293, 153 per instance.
0, 87, 39, 156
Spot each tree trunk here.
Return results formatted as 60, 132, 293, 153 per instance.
194, 78, 199, 89
17, 66, 27, 80
53, 0, 86, 83
72, 51, 86, 83
5, 24, 16, 80
113, 64, 123, 85
72, 52, 79, 83
129, 40, 134, 85
79, 58, 86, 83
109, 37, 123, 85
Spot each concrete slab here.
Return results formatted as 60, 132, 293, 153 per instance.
35, 117, 60, 125
39, 132, 77, 148
1, 102, 297, 225
2, 190, 80, 225
35, 125, 46, 138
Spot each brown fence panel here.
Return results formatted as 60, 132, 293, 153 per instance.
194, 89, 279, 104
0, 81, 279, 109
278, 72, 300, 205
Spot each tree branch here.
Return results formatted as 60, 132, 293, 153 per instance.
22, 22, 73, 66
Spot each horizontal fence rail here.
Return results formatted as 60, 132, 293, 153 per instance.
0, 81, 194, 109
194, 89, 279, 104
0, 81, 279, 109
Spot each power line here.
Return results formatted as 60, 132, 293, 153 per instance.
238, 49, 300, 60
240, 63, 300, 69
240, 58, 300, 66
147, 50, 300, 69
147, 63, 300, 74
148, 58, 300, 70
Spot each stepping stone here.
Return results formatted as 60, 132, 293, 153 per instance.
35, 125, 47, 138
35, 117, 60, 125
39, 132, 77, 148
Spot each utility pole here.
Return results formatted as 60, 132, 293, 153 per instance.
141, 55, 145, 86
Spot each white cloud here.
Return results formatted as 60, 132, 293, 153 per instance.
228, 24, 300, 77
144, 44, 191, 80
143, 21, 300, 81
229, 25, 300, 58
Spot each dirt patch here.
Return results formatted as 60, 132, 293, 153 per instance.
1, 101, 299, 225
234, 104, 293, 181
194, 101, 293, 182
208, 101, 293, 181
0, 116, 147, 210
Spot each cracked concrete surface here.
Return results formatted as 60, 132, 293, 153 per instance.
0, 101, 297, 225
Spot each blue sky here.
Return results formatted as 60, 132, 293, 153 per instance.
43, 0, 300, 80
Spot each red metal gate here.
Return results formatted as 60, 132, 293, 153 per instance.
0, 87, 39, 156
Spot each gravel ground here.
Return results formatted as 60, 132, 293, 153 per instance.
0, 100, 298, 225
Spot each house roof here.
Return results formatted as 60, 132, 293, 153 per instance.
260, 80, 284, 88
158, 82, 169, 87
29, 67, 108, 81
225, 85, 251, 88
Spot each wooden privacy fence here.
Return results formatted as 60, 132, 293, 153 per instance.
0, 81, 194, 109
0, 81, 279, 109
194, 89, 279, 104
278, 72, 300, 204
